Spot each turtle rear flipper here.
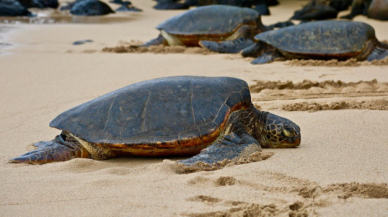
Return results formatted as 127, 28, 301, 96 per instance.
177, 133, 269, 171
9, 135, 90, 164
199, 37, 254, 53
367, 43, 388, 61
140, 34, 168, 47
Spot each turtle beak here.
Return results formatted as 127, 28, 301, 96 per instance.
290, 136, 301, 147
278, 134, 301, 148
286, 126, 301, 148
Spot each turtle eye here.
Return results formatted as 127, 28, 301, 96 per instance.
282, 129, 293, 137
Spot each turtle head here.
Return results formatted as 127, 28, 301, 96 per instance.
260, 113, 301, 148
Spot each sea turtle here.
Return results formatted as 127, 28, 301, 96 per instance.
70, 0, 114, 16
198, 0, 254, 7
0, 0, 32, 16
9, 76, 301, 169
291, 0, 338, 21
183, 0, 198, 6
340, 0, 371, 19
110, 0, 141, 12
141, 5, 267, 53
18, 0, 59, 8
367, 0, 388, 20
153, 0, 189, 10
241, 20, 388, 64
328, 0, 352, 11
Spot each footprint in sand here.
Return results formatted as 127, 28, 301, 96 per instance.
186, 176, 237, 187
250, 79, 388, 111
282, 100, 388, 112
184, 172, 388, 217
215, 176, 237, 186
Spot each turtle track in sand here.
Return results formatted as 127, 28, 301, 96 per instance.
282, 100, 388, 112
284, 57, 388, 67
182, 172, 388, 217
102, 40, 213, 55
249, 79, 388, 111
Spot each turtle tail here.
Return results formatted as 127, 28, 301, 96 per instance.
9, 134, 91, 164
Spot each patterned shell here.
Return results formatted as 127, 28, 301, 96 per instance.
49, 76, 251, 146
156, 5, 259, 36
254, 21, 376, 54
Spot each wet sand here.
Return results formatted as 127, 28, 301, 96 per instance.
0, 0, 388, 216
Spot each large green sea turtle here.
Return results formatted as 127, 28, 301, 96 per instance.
9, 76, 301, 168
142, 5, 267, 53
242, 20, 388, 64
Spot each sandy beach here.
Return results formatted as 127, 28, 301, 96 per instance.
0, 0, 388, 216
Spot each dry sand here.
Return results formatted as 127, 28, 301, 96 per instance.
0, 0, 388, 216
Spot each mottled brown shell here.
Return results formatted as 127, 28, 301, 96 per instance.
255, 21, 376, 56
49, 76, 251, 156
156, 5, 260, 36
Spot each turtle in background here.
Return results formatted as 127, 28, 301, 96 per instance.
198, 0, 254, 7
142, 5, 288, 54
70, 0, 114, 16
195, 0, 272, 15
367, 0, 388, 20
291, 0, 338, 22
328, 0, 352, 11
153, 0, 189, 10
0, 0, 33, 16
18, 0, 59, 9
110, 0, 142, 12
183, 0, 198, 6
340, 0, 371, 19
241, 21, 388, 64
9, 76, 301, 169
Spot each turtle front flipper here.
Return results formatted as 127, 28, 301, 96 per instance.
199, 37, 254, 53
9, 135, 91, 164
140, 34, 168, 47
241, 42, 264, 57
251, 50, 281, 64
177, 133, 272, 172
